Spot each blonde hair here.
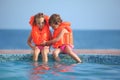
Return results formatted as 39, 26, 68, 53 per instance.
33, 13, 46, 25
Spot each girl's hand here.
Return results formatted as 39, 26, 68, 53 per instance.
40, 40, 47, 46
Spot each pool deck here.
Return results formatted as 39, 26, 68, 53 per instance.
0, 49, 120, 54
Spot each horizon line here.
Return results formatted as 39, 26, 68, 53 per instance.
0, 28, 120, 30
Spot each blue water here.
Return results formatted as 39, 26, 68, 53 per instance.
0, 30, 120, 80
0, 61, 120, 80
0, 54, 120, 80
0, 29, 120, 49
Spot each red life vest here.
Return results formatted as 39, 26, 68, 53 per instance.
29, 15, 51, 45
52, 22, 73, 48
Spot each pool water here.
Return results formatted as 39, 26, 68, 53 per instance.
0, 54, 120, 80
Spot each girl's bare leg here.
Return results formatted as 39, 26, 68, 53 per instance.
41, 46, 49, 64
33, 47, 40, 62
64, 45, 82, 63
52, 48, 61, 62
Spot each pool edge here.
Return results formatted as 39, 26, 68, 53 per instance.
0, 49, 120, 54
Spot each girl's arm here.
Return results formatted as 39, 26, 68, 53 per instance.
27, 31, 35, 49
46, 28, 67, 46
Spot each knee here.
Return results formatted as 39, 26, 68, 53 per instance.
42, 47, 49, 54
52, 50, 58, 57
64, 45, 72, 53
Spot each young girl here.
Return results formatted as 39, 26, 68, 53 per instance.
27, 13, 51, 64
41, 14, 82, 63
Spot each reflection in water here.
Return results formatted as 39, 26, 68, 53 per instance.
30, 62, 50, 80
53, 62, 75, 72
51, 62, 76, 80
29, 61, 76, 80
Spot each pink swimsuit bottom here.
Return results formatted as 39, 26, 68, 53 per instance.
60, 44, 74, 53
37, 46, 49, 50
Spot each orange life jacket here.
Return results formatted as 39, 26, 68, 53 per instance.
29, 15, 51, 45
52, 22, 73, 48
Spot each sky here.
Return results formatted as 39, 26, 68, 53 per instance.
0, 0, 120, 30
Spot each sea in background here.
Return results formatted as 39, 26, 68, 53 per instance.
0, 29, 120, 49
